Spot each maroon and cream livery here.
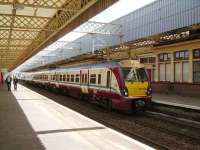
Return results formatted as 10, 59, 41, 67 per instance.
22, 60, 152, 113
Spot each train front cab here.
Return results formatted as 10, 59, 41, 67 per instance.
119, 60, 152, 112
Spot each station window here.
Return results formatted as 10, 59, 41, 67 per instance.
90, 74, 96, 84
149, 57, 156, 63
183, 62, 189, 82
159, 53, 171, 62
174, 50, 189, 60
159, 63, 172, 81
140, 58, 148, 63
193, 49, 200, 59
174, 62, 189, 82
98, 74, 101, 84
193, 61, 200, 83
175, 63, 181, 82
71, 75, 74, 82
53, 75, 55, 80
140, 57, 156, 64
75, 74, 80, 83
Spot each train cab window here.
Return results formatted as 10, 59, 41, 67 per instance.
98, 74, 101, 84
71, 75, 74, 82
75, 74, 80, 83
67, 75, 70, 82
63, 75, 66, 81
90, 74, 96, 84
107, 71, 111, 88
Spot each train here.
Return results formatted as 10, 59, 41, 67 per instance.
20, 60, 152, 113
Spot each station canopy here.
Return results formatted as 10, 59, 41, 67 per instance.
0, 0, 117, 71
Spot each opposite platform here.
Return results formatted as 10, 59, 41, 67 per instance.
153, 93, 200, 111
0, 84, 154, 150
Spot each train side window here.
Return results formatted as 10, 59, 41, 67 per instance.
98, 74, 101, 84
75, 74, 80, 83
60, 75, 62, 81
67, 75, 70, 82
63, 75, 66, 81
71, 74, 74, 82
107, 71, 111, 88
85, 74, 87, 83
56, 75, 59, 81
82, 74, 84, 83
90, 74, 96, 84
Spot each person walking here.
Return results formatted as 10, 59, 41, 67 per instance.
13, 76, 18, 90
5, 74, 12, 91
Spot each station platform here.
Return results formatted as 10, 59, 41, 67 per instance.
153, 93, 200, 111
0, 84, 153, 150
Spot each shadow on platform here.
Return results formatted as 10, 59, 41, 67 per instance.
0, 84, 45, 150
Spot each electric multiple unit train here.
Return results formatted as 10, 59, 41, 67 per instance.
21, 60, 152, 113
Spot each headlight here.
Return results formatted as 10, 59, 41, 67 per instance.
120, 87, 129, 97
146, 87, 152, 96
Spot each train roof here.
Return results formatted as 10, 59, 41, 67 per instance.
24, 60, 145, 74
54, 61, 120, 72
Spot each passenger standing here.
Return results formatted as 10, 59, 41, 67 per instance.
5, 74, 12, 91
13, 76, 18, 90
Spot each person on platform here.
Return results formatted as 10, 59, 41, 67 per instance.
13, 76, 18, 90
5, 74, 12, 91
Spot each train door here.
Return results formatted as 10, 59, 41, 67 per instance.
106, 70, 111, 93
146, 69, 152, 81
80, 69, 89, 94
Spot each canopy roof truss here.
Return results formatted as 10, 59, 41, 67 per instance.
18, 20, 122, 71
0, 0, 118, 70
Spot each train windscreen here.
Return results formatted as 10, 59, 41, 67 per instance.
122, 67, 148, 82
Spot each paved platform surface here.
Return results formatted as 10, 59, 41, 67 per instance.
153, 93, 200, 110
0, 84, 154, 150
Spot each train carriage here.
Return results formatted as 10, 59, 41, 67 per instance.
21, 60, 152, 113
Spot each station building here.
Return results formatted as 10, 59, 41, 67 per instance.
53, 0, 200, 96
10, 0, 200, 96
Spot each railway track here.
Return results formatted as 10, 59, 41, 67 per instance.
22, 83, 200, 150
90, 112, 171, 150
